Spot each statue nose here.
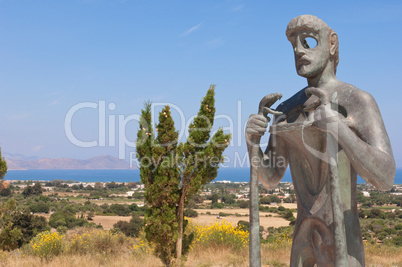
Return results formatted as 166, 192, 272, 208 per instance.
294, 42, 306, 56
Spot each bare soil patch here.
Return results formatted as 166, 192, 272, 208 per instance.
37, 214, 132, 230
261, 203, 297, 209
91, 215, 131, 230
194, 208, 293, 229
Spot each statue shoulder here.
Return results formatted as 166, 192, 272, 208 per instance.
343, 83, 377, 108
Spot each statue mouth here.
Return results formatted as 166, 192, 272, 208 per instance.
297, 58, 310, 69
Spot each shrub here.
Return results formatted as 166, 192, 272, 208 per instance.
0, 187, 11, 196
67, 229, 129, 255
29, 231, 64, 260
277, 206, 286, 212
222, 194, 236, 204
395, 223, 402, 231
283, 197, 291, 203
282, 210, 295, 221
387, 212, 396, 219
129, 203, 139, 211
87, 211, 95, 220
392, 236, 402, 246
269, 195, 281, 204
237, 220, 263, 233
113, 215, 143, 237
49, 208, 88, 229
212, 202, 224, 209
369, 220, 386, 234
184, 208, 198, 218
211, 193, 219, 204
377, 231, 388, 241
237, 220, 250, 232
238, 200, 249, 209
193, 220, 249, 251
57, 226, 68, 234
260, 197, 271, 205
384, 227, 396, 235
0, 212, 49, 249
29, 201, 50, 213
358, 209, 367, 218
265, 226, 293, 246
108, 204, 131, 216
0, 222, 23, 251
22, 183, 43, 197
367, 208, 386, 219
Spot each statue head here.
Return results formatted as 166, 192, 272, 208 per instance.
286, 15, 339, 78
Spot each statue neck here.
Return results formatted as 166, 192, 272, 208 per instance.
307, 67, 338, 88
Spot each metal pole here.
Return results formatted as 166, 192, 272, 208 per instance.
249, 93, 282, 267
249, 147, 261, 267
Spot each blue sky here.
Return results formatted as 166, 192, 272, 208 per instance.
1, 0, 401, 168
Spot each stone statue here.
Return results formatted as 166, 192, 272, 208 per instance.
246, 15, 395, 266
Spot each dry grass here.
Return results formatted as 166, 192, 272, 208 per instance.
364, 243, 402, 266
185, 246, 248, 266
261, 242, 292, 266
0, 253, 163, 267
1, 242, 401, 267
0, 223, 401, 267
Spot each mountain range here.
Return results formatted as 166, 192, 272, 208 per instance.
3, 153, 132, 170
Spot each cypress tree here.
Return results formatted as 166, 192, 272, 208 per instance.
136, 85, 231, 266
0, 148, 8, 189
176, 85, 230, 259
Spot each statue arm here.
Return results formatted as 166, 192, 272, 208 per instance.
246, 117, 289, 190
336, 92, 395, 190
258, 135, 289, 189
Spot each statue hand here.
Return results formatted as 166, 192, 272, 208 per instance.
246, 113, 269, 142
304, 87, 339, 133
246, 93, 283, 143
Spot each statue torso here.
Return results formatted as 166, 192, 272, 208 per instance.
270, 83, 359, 219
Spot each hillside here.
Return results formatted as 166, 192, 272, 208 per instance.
4, 154, 132, 170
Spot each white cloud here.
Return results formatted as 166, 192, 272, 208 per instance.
182, 22, 204, 37
48, 99, 60, 106
48, 91, 63, 96
32, 145, 43, 152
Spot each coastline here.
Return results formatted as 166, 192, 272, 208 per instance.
4, 168, 402, 185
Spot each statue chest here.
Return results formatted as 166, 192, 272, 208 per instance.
270, 103, 353, 215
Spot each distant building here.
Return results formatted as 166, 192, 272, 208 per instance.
215, 180, 231, 184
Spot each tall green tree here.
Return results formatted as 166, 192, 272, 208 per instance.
137, 103, 180, 266
136, 85, 231, 265
0, 148, 8, 187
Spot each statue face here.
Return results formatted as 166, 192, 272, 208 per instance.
288, 29, 331, 78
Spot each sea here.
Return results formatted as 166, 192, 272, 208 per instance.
4, 168, 402, 185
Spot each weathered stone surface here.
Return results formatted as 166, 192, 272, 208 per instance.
246, 15, 396, 266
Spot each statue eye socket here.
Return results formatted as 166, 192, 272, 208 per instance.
302, 37, 317, 49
